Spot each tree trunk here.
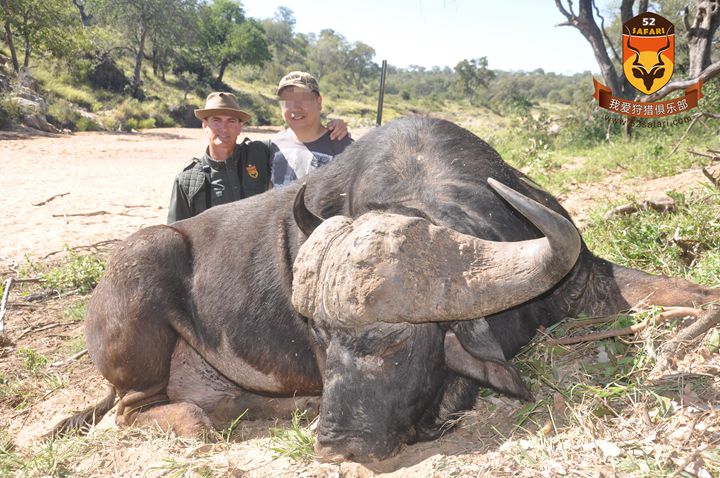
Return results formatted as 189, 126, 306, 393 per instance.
686, 0, 720, 77
21, 12, 30, 68
132, 26, 147, 94
555, 0, 638, 100
152, 47, 158, 76
71, 0, 92, 27
2, 19, 19, 72
216, 60, 228, 84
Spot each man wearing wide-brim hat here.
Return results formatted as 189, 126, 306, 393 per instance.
167, 92, 270, 223
167, 90, 348, 223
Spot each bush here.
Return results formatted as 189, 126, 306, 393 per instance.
111, 98, 177, 131
41, 249, 106, 293
46, 98, 102, 131
86, 55, 129, 93
557, 99, 621, 148
0, 94, 22, 129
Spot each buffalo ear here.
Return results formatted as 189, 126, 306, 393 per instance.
444, 331, 533, 401
293, 183, 324, 237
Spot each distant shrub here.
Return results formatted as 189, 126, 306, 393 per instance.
47, 98, 102, 131
0, 94, 22, 129
112, 98, 177, 131
558, 99, 620, 147
86, 55, 129, 93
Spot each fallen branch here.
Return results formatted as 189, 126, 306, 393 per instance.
546, 307, 702, 346
702, 167, 720, 189
651, 306, 720, 376
24, 290, 58, 302
603, 197, 675, 220
688, 150, 720, 160
10, 277, 42, 283
0, 277, 13, 334
52, 210, 111, 218
32, 192, 69, 206
50, 348, 88, 367
15, 322, 66, 340
41, 239, 119, 259
23, 288, 79, 303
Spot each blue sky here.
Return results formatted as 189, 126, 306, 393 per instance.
241, 0, 612, 74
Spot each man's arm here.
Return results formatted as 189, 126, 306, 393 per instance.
167, 178, 193, 224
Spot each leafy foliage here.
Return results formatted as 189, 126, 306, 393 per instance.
0, 0, 89, 70
40, 249, 106, 294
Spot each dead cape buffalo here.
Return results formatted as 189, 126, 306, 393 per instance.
53, 116, 718, 462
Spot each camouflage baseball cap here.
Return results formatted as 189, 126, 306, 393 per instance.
277, 71, 320, 96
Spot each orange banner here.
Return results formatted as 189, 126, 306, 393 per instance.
593, 79, 703, 118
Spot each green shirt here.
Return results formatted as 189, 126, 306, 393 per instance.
167, 138, 271, 223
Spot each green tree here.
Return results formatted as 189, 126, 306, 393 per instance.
0, 0, 87, 72
198, 0, 271, 84
454, 57, 494, 104
346, 41, 376, 89
307, 29, 348, 82
89, 0, 198, 96
261, 7, 309, 82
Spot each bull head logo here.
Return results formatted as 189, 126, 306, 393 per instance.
623, 12, 675, 95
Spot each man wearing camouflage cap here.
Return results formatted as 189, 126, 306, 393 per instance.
270, 71, 353, 187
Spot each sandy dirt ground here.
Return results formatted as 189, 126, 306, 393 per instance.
0, 126, 281, 267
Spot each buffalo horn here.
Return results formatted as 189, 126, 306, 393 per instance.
293, 183, 324, 237
292, 178, 581, 327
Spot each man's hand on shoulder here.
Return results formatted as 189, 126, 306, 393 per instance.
326, 119, 350, 141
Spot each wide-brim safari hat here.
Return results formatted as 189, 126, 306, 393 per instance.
194, 92, 251, 122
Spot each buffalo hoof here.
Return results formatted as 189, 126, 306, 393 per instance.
119, 401, 214, 438
314, 439, 401, 464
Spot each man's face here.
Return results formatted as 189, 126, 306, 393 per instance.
203, 115, 243, 152
279, 86, 322, 130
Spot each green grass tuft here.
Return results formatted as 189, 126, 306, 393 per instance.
268, 410, 316, 461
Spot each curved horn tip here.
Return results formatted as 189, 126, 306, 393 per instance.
293, 182, 324, 237
486, 175, 581, 270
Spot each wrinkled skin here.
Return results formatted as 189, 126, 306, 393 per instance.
52, 117, 719, 463
311, 322, 445, 461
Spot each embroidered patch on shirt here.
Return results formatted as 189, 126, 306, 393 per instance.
246, 164, 259, 179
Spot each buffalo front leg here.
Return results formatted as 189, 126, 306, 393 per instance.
84, 226, 214, 437
168, 339, 321, 428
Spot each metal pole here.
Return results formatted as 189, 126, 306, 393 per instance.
376, 60, 387, 126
